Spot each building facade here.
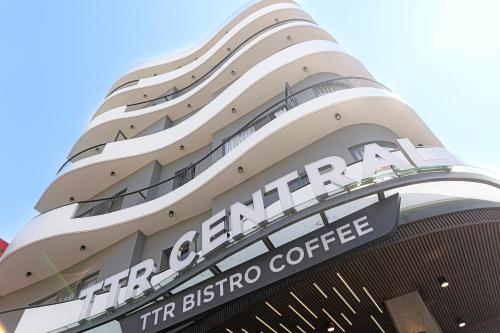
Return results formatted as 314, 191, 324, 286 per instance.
1, 1, 499, 332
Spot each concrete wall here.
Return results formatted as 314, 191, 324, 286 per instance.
134, 115, 172, 138
0, 231, 145, 312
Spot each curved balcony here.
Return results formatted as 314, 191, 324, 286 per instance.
4, 84, 443, 296
95, 3, 314, 118
68, 77, 389, 218
68, 22, 334, 161
106, 0, 298, 96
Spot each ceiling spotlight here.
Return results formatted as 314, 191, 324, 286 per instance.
187, 103, 192, 108
79, 245, 87, 252
129, 124, 135, 129
230, 70, 236, 76
227, 47, 231, 52
456, 317, 466, 328
287, 35, 292, 41
25, 272, 32, 278
179, 145, 185, 150
69, 197, 75, 202
303, 66, 309, 72
437, 276, 449, 288
237, 166, 244, 174
231, 107, 237, 113
143, 94, 148, 99
168, 210, 174, 217
191, 75, 196, 80
327, 323, 335, 332
334, 113, 342, 120
110, 171, 116, 176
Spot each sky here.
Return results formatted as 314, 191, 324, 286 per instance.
0, 0, 499, 242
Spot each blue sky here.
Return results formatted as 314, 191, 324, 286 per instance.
0, 0, 499, 242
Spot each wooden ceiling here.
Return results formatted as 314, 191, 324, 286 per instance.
188, 207, 500, 333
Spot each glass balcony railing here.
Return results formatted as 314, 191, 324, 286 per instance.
73, 76, 388, 218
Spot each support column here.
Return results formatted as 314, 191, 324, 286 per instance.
385, 291, 443, 333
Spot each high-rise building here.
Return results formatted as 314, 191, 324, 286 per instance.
1, 1, 499, 332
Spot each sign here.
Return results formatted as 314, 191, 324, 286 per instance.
119, 194, 400, 333
78, 139, 460, 319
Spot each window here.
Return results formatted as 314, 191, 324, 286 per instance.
32, 272, 99, 306
348, 141, 399, 162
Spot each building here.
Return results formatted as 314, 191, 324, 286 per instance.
0, 1, 499, 332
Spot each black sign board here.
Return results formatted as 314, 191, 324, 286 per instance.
120, 194, 400, 333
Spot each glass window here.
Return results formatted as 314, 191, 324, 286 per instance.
268, 214, 324, 248
216, 241, 268, 272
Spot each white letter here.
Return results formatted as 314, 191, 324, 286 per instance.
201, 210, 228, 256
183, 293, 195, 312
286, 247, 304, 265
305, 156, 354, 199
125, 259, 157, 302
229, 273, 243, 292
215, 278, 228, 296
305, 238, 320, 258
170, 231, 199, 272
151, 307, 162, 325
163, 302, 175, 320
140, 312, 151, 331
320, 231, 336, 250
230, 190, 267, 238
337, 224, 355, 244
103, 268, 129, 311
78, 281, 104, 320
203, 285, 215, 303
398, 138, 460, 167
362, 143, 412, 178
264, 171, 299, 214
353, 216, 373, 236
244, 266, 261, 283
270, 254, 285, 273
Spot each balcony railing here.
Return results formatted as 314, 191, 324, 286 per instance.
106, 18, 312, 100
75, 76, 389, 218
58, 18, 314, 175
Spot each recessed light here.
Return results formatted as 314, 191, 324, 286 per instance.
327, 322, 335, 332
303, 66, 309, 72
287, 35, 292, 41
69, 197, 75, 202
25, 272, 32, 278
231, 107, 237, 113
129, 124, 135, 129
143, 94, 147, 98
180, 145, 185, 150
110, 171, 116, 176
456, 317, 466, 327
169, 211, 174, 217
335, 113, 342, 120
437, 276, 449, 288
79, 245, 87, 251
237, 166, 244, 174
